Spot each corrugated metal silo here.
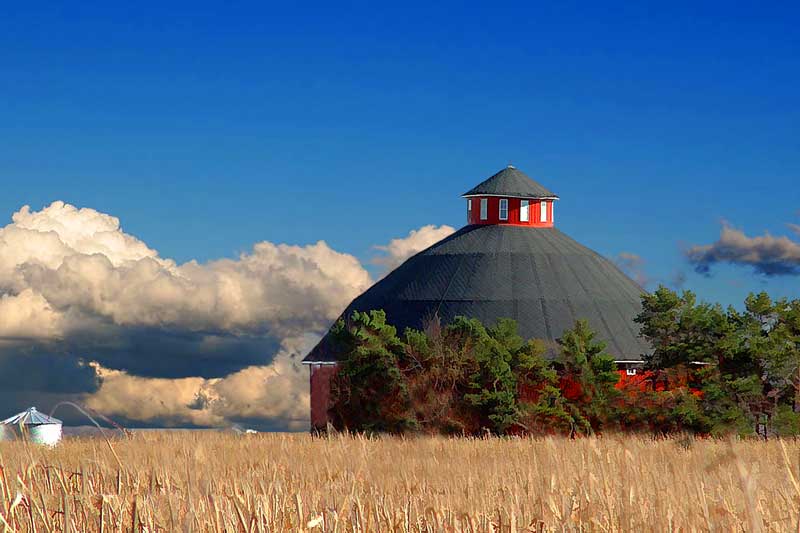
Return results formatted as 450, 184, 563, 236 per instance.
0, 407, 63, 446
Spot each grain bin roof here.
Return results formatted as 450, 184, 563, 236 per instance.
1, 407, 62, 425
304, 224, 650, 363
462, 166, 558, 199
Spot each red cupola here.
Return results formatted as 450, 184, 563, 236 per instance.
463, 165, 559, 227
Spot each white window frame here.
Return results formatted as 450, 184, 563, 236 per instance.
540, 201, 548, 222
480, 198, 488, 220
498, 198, 508, 221
626, 368, 637, 376
520, 200, 529, 222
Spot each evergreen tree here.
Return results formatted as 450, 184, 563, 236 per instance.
555, 319, 619, 434
328, 310, 417, 434
636, 286, 732, 368
635, 286, 800, 436
739, 293, 800, 435
450, 317, 520, 434
636, 286, 751, 435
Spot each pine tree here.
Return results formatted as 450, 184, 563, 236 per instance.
555, 319, 619, 434
328, 310, 417, 434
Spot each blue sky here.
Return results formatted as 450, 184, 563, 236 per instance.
2, 1, 799, 306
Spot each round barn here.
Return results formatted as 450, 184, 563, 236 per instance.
302, 166, 650, 430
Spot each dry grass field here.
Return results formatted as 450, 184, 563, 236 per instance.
0, 432, 798, 532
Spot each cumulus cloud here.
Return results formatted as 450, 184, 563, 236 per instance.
3, 204, 371, 339
1, 201, 372, 342
614, 252, 649, 288
0, 289, 64, 340
372, 224, 455, 272
0, 200, 448, 430
85, 335, 313, 430
85, 365, 222, 427
686, 222, 800, 276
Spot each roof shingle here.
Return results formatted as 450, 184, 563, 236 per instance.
304, 225, 649, 363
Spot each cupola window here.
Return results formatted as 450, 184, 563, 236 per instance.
480, 198, 488, 220
520, 200, 529, 222
540, 201, 548, 222
499, 199, 508, 220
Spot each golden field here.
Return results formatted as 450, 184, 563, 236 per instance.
0, 432, 798, 532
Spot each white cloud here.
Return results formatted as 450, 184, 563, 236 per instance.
5, 201, 166, 270
0, 200, 452, 429
0, 289, 64, 340
372, 224, 455, 272
2, 201, 372, 339
86, 335, 314, 430
85, 364, 221, 427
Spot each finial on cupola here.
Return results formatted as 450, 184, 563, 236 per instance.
462, 166, 559, 227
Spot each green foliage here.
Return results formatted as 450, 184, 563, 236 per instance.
329, 287, 800, 437
451, 317, 520, 433
636, 286, 731, 368
329, 312, 559, 435
637, 286, 800, 437
522, 384, 587, 435
328, 310, 417, 434
553, 319, 619, 434
772, 404, 800, 436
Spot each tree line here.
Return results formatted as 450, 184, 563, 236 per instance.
325, 287, 800, 437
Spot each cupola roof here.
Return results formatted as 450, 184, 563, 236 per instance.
463, 165, 558, 199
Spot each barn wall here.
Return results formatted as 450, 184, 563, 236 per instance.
466, 197, 554, 227
309, 364, 338, 431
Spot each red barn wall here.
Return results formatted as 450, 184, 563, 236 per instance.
309, 364, 337, 431
614, 369, 704, 397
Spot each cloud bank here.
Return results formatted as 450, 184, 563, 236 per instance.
686, 221, 800, 276
0, 201, 445, 429
2, 201, 371, 339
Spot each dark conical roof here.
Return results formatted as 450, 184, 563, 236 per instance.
305, 225, 649, 363
463, 166, 558, 199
